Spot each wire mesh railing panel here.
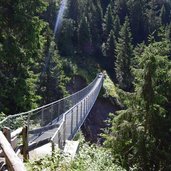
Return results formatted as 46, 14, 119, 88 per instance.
51, 73, 104, 147
65, 110, 72, 140
29, 110, 42, 130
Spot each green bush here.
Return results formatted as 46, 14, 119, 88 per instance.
26, 142, 125, 171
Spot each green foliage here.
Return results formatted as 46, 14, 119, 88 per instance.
78, 17, 92, 56
26, 143, 126, 171
39, 31, 69, 104
103, 4, 114, 40
0, 1, 171, 170
26, 150, 62, 171
104, 39, 171, 170
103, 73, 118, 98
69, 144, 125, 171
102, 30, 116, 70
0, 0, 69, 114
0, 112, 6, 122
62, 55, 100, 83
58, 19, 76, 56
115, 17, 133, 90
0, 0, 48, 114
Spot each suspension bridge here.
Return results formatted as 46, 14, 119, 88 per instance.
0, 73, 104, 170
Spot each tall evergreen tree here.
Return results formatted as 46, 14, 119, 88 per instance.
145, 0, 161, 34
78, 17, 92, 56
103, 4, 114, 40
88, 0, 103, 56
113, 15, 121, 41
39, 38, 66, 104
102, 30, 116, 71
104, 39, 171, 170
0, 0, 47, 114
128, 0, 147, 43
115, 17, 133, 90
58, 19, 75, 56
67, 0, 79, 22
114, 0, 128, 24
160, 4, 167, 25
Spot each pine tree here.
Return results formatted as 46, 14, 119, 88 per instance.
166, 23, 171, 41
39, 29, 67, 105
78, 17, 92, 56
115, 17, 133, 90
67, 0, 79, 22
102, 30, 116, 71
103, 4, 114, 40
145, 0, 161, 34
88, 0, 103, 56
113, 15, 121, 41
128, 0, 147, 43
58, 19, 75, 56
104, 39, 171, 170
0, 0, 47, 114
114, 0, 128, 24
160, 4, 167, 25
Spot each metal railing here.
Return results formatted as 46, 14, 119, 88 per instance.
51, 73, 104, 148
0, 73, 104, 147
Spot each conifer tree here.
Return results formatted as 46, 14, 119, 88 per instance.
166, 23, 171, 41
114, 0, 128, 24
78, 17, 92, 56
103, 4, 114, 40
39, 33, 67, 104
113, 15, 121, 41
128, 0, 147, 43
58, 19, 75, 56
102, 30, 116, 71
145, 0, 161, 33
67, 0, 79, 22
0, 0, 47, 114
115, 17, 133, 90
160, 4, 167, 25
88, 0, 103, 56
104, 39, 171, 170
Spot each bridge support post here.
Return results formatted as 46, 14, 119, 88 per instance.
41, 109, 44, 126
71, 109, 73, 135
57, 102, 61, 121
63, 115, 66, 147
51, 141, 55, 156
3, 127, 11, 144
84, 99, 86, 116
58, 131, 62, 149
86, 98, 88, 113
27, 112, 31, 131
22, 126, 29, 161
51, 104, 54, 124
3, 127, 12, 168
80, 101, 83, 121
88, 96, 90, 111
76, 105, 79, 129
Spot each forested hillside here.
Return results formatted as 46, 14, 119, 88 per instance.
0, 0, 171, 170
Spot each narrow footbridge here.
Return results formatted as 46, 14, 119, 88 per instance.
0, 73, 104, 154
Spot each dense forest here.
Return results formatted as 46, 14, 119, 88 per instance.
0, 0, 171, 170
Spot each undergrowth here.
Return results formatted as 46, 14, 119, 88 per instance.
103, 74, 118, 98
26, 135, 125, 171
